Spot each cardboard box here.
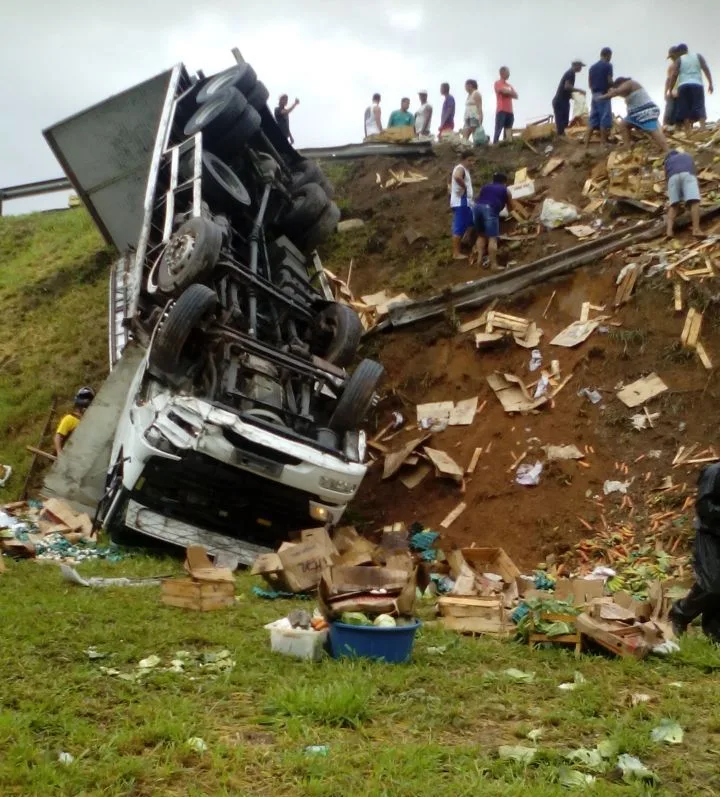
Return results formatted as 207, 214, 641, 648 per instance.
554, 577, 605, 606
250, 528, 336, 593
575, 613, 656, 659
461, 548, 521, 584
161, 578, 235, 611
438, 595, 512, 637
184, 545, 235, 583
318, 565, 417, 619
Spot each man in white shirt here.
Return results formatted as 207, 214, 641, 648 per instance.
364, 93, 383, 139
414, 91, 433, 137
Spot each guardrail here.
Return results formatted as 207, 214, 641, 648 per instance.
0, 177, 72, 215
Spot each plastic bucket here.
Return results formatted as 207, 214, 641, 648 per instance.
329, 620, 421, 663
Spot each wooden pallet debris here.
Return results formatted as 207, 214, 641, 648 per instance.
680, 308, 703, 349
614, 264, 639, 307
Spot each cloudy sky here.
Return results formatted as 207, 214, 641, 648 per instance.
4, 0, 719, 214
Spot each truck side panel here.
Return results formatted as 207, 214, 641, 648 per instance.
43, 69, 178, 252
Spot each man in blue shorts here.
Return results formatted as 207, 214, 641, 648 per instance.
585, 47, 614, 149
665, 149, 703, 239
472, 173, 515, 269
666, 44, 714, 134
449, 159, 474, 260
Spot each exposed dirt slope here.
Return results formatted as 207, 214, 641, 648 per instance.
320, 140, 720, 569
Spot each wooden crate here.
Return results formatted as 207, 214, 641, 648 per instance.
161, 578, 235, 611
528, 612, 581, 658
438, 596, 512, 637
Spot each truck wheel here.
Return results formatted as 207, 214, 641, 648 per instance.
246, 80, 270, 110
184, 88, 247, 144
292, 160, 335, 198
283, 183, 329, 230
304, 202, 341, 249
149, 284, 218, 377
312, 303, 363, 367
222, 105, 262, 149
197, 63, 257, 103
329, 359, 384, 432
157, 218, 223, 294
201, 152, 252, 211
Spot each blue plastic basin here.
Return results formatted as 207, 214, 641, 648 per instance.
329, 620, 421, 663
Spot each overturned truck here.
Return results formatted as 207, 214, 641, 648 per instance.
43, 52, 382, 563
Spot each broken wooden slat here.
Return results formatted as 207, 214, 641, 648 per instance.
466, 447, 483, 474
440, 502, 468, 529
614, 265, 639, 307
673, 283, 683, 313
681, 308, 703, 349
579, 302, 590, 323
696, 341, 713, 370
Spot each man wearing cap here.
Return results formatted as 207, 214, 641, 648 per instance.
414, 91, 433, 137
552, 59, 586, 136
585, 48, 614, 149
666, 44, 714, 133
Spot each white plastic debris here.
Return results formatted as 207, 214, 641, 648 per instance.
616, 754, 658, 783
529, 349, 543, 372
503, 668, 535, 682
498, 745, 536, 763
652, 640, 680, 656
534, 374, 550, 398
590, 567, 616, 579
577, 387, 602, 404
60, 564, 163, 588
85, 647, 107, 660
603, 480, 631, 495
391, 411, 405, 429
540, 198, 579, 229
58, 752, 74, 765
0, 465, 12, 487
631, 412, 660, 430
516, 462, 543, 486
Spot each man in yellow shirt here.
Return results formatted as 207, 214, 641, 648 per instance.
54, 387, 95, 456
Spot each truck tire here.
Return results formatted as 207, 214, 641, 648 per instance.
312, 302, 364, 367
196, 63, 257, 103
329, 359, 384, 432
304, 202, 341, 250
184, 88, 247, 144
283, 183, 329, 231
246, 80, 270, 110
292, 160, 335, 198
220, 105, 262, 150
157, 218, 223, 294
149, 284, 218, 377
201, 152, 252, 211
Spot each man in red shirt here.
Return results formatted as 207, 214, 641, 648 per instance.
494, 67, 518, 144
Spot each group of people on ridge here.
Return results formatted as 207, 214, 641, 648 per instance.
364, 69, 519, 146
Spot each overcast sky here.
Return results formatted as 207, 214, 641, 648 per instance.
4, 0, 719, 214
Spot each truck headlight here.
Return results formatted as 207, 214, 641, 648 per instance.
319, 476, 357, 495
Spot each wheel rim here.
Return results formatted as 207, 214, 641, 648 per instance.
164, 233, 196, 276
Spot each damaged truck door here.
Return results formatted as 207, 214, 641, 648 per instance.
43, 53, 382, 561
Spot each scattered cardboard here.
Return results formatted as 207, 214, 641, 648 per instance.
508, 180, 536, 200
184, 545, 235, 583
399, 462, 432, 490
566, 225, 596, 239
616, 373, 668, 408
543, 444, 585, 461
487, 372, 548, 413
575, 612, 658, 659
449, 397, 478, 426
423, 447, 464, 482
383, 435, 429, 480
550, 320, 599, 348
416, 401, 453, 424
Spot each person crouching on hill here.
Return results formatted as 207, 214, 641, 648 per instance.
472, 173, 514, 270
599, 77, 668, 152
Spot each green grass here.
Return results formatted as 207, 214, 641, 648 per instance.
1, 555, 720, 796
0, 209, 110, 498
